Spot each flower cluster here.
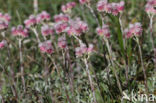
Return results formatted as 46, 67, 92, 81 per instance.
145, 0, 156, 15
54, 13, 69, 23
96, 24, 110, 38
97, 0, 125, 15
41, 25, 54, 36
66, 18, 88, 36
75, 43, 94, 57
11, 25, 29, 37
124, 22, 143, 38
0, 22, 8, 30
54, 22, 68, 34
24, 11, 51, 28
58, 36, 67, 49
24, 15, 36, 28
53, 13, 70, 34
0, 40, 7, 49
0, 12, 11, 30
36, 11, 51, 23
61, 2, 76, 13
39, 40, 53, 54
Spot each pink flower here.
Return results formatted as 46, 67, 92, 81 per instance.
117, 1, 125, 12
24, 15, 37, 28
61, 2, 76, 13
54, 22, 68, 34
75, 44, 87, 57
39, 40, 53, 54
124, 22, 143, 38
75, 43, 94, 57
41, 25, 54, 36
66, 18, 88, 36
0, 12, 11, 23
97, 0, 111, 13
58, 36, 67, 49
0, 12, 11, 30
36, 11, 51, 23
0, 22, 8, 30
11, 25, 29, 37
79, 0, 89, 4
96, 24, 110, 38
97, 0, 125, 15
54, 13, 69, 23
145, 0, 156, 14
109, 3, 119, 15
0, 40, 7, 49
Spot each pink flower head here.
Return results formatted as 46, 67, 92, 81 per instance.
11, 25, 29, 37
54, 22, 68, 34
0, 12, 11, 23
36, 11, 51, 23
79, 0, 89, 4
39, 40, 53, 54
61, 2, 76, 13
58, 36, 67, 49
145, 0, 156, 15
75, 43, 87, 57
54, 13, 69, 23
0, 21, 8, 30
0, 13, 11, 30
110, 3, 120, 16
96, 24, 110, 38
41, 25, 54, 36
78, 20, 88, 32
117, 1, 125, 12
24, 15, 37, 28
75, 43, 94, 57
0, 40, 7, 49
97, 0, 125, 15
124, 22, 143, 38
97, 0, 111, 13
66, 18, 88, 36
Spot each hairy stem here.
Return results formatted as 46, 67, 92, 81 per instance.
32, 28, 41, 43
84, 58, 97, 103
7, 46, 18, 98
1, 32, 18, 98
136, 38, 149, 95
104, 38, 123, 96
51, 58, 71, 103
66, 46, 74, 94
18, 38, 26, 92
34, 0, 38, 14
86, 4, 99, 26
149, 15, 154, 50
149, 15, 156, 71
119, 14, 129, 83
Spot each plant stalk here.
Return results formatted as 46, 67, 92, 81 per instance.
18, 38, 26, 92
104, 38, 123, 96
136, 37, 149, 95
84, 58, 97, 103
